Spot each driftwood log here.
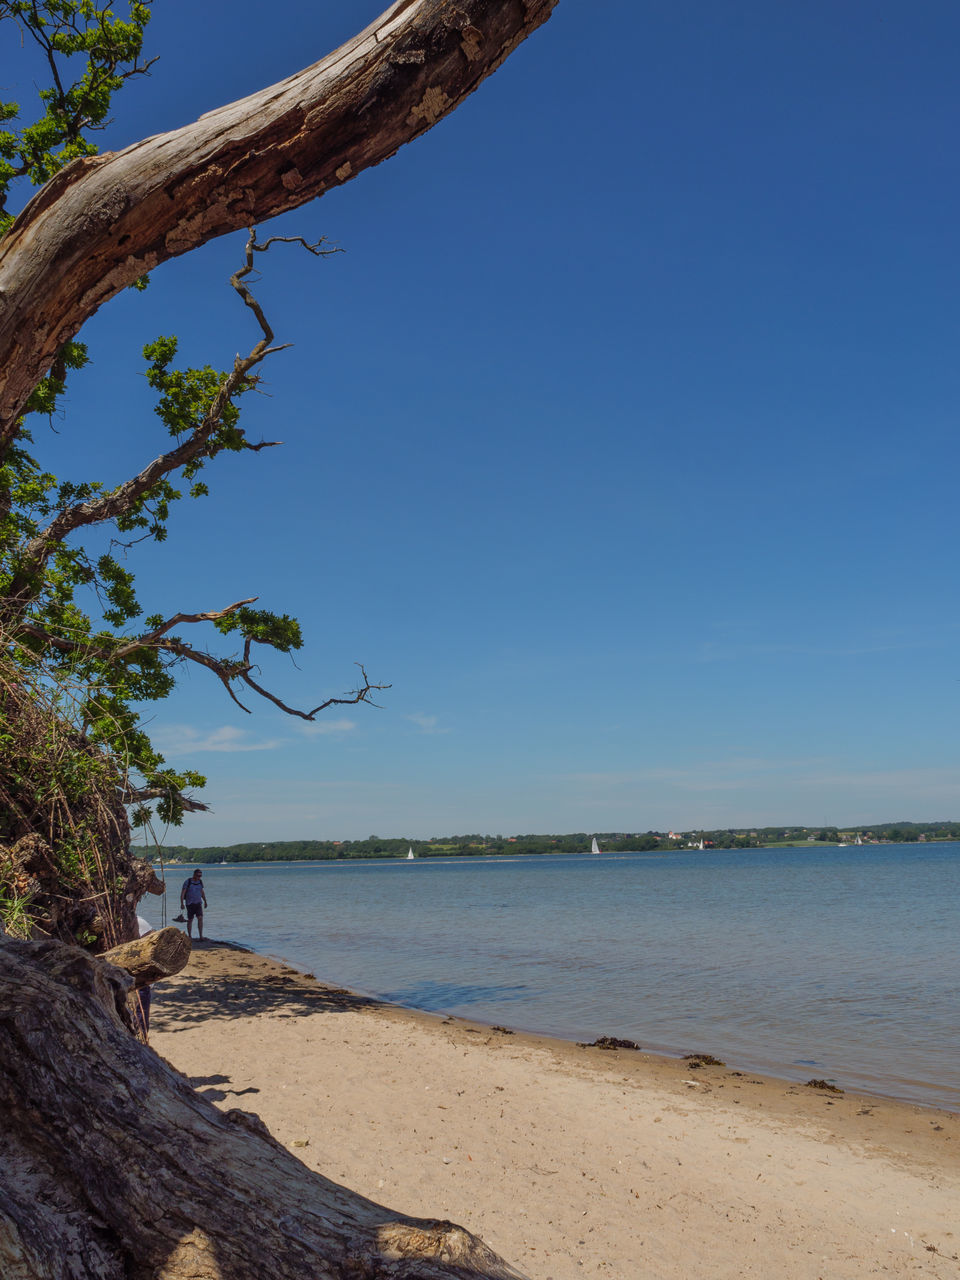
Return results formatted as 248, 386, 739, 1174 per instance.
0, 938, 527, 1280
101, 927, 191, 989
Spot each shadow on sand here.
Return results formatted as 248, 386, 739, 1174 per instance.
150, 939, 383, 1032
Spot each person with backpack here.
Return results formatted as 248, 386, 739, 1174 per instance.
179, 868, 208, 941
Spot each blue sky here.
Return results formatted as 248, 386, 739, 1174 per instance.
11, 1, 960, 841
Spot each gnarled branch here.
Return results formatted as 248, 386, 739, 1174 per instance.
238, 659, 390, 720
0, 0, 558, 445
14, 610, 390, 723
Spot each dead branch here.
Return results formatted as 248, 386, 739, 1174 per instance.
239, 660, 391, 721
13, 613, 390, 723
230, 229, 341, 346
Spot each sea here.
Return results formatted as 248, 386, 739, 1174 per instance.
145, 842, 960, 1111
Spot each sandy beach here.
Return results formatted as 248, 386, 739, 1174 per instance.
150, 941, 959, 1280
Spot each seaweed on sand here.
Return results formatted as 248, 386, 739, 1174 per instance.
577, 1036, 641, 1050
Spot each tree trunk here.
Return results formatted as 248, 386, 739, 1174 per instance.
0, 938, 528, 1280
0, 0, 557, 442
101, 927, 191, 988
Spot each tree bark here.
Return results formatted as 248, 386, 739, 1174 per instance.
0, 938, 528, 1280
101, 926, 191, 988
0, 0, 557, 443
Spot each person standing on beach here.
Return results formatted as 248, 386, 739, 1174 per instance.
180, 869, 208, 941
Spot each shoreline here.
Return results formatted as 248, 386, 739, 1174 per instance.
150, 939, 960, 1279
196, 934, 956, 1115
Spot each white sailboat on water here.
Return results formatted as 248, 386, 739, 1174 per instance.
406, 846, 415, 860
590, 836, 601, 855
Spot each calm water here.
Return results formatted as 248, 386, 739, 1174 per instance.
147, 844, 960, 1110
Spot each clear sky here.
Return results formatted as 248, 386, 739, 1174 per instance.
11, 1, 960, 842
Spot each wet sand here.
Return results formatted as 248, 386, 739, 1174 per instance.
150, 940, 960, 1279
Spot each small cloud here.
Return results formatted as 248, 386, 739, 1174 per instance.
296, 717, 357, 737
405, 712, 449, 735
153, 724, 285, 754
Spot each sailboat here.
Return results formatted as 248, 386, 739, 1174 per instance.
855, 834, 863, 846
590, 837, 601, 855
406, 846, 415, 860
698, 838, 705, 851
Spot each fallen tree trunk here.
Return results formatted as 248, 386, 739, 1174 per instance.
0, 939, 527, 1280
101, 927, 191, 989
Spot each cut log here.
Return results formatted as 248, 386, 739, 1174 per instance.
101, 926, 191, 989
0, 939, 528, 1280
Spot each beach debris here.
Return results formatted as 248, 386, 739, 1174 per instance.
805, 1078, 844, 1093
577, 1036, 641, 1051
683, 1053, 725, 1068
292, 1139, 310, 1148
491, 1025, 514, 1034
102, 926, 192, 989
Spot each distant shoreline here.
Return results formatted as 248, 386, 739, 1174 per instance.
157, 836, 960, 866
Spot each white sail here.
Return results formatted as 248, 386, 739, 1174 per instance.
407, 846, 415, 859
590, 837, 601, 855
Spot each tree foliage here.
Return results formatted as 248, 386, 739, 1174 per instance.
0, 3, 394, 942
0, 0, 558, 944
0, 5, 388, 845
0, 0, 154, 234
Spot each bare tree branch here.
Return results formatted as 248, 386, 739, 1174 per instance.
239, 660, 391, 721
230, 231, 342, 345
14, 610, 390, 723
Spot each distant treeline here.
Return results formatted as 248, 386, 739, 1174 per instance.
160, 821, 960, 864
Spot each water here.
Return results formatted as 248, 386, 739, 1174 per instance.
149, 843, 960, 1110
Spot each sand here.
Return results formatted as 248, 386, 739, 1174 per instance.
149, 941, 959, 1280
